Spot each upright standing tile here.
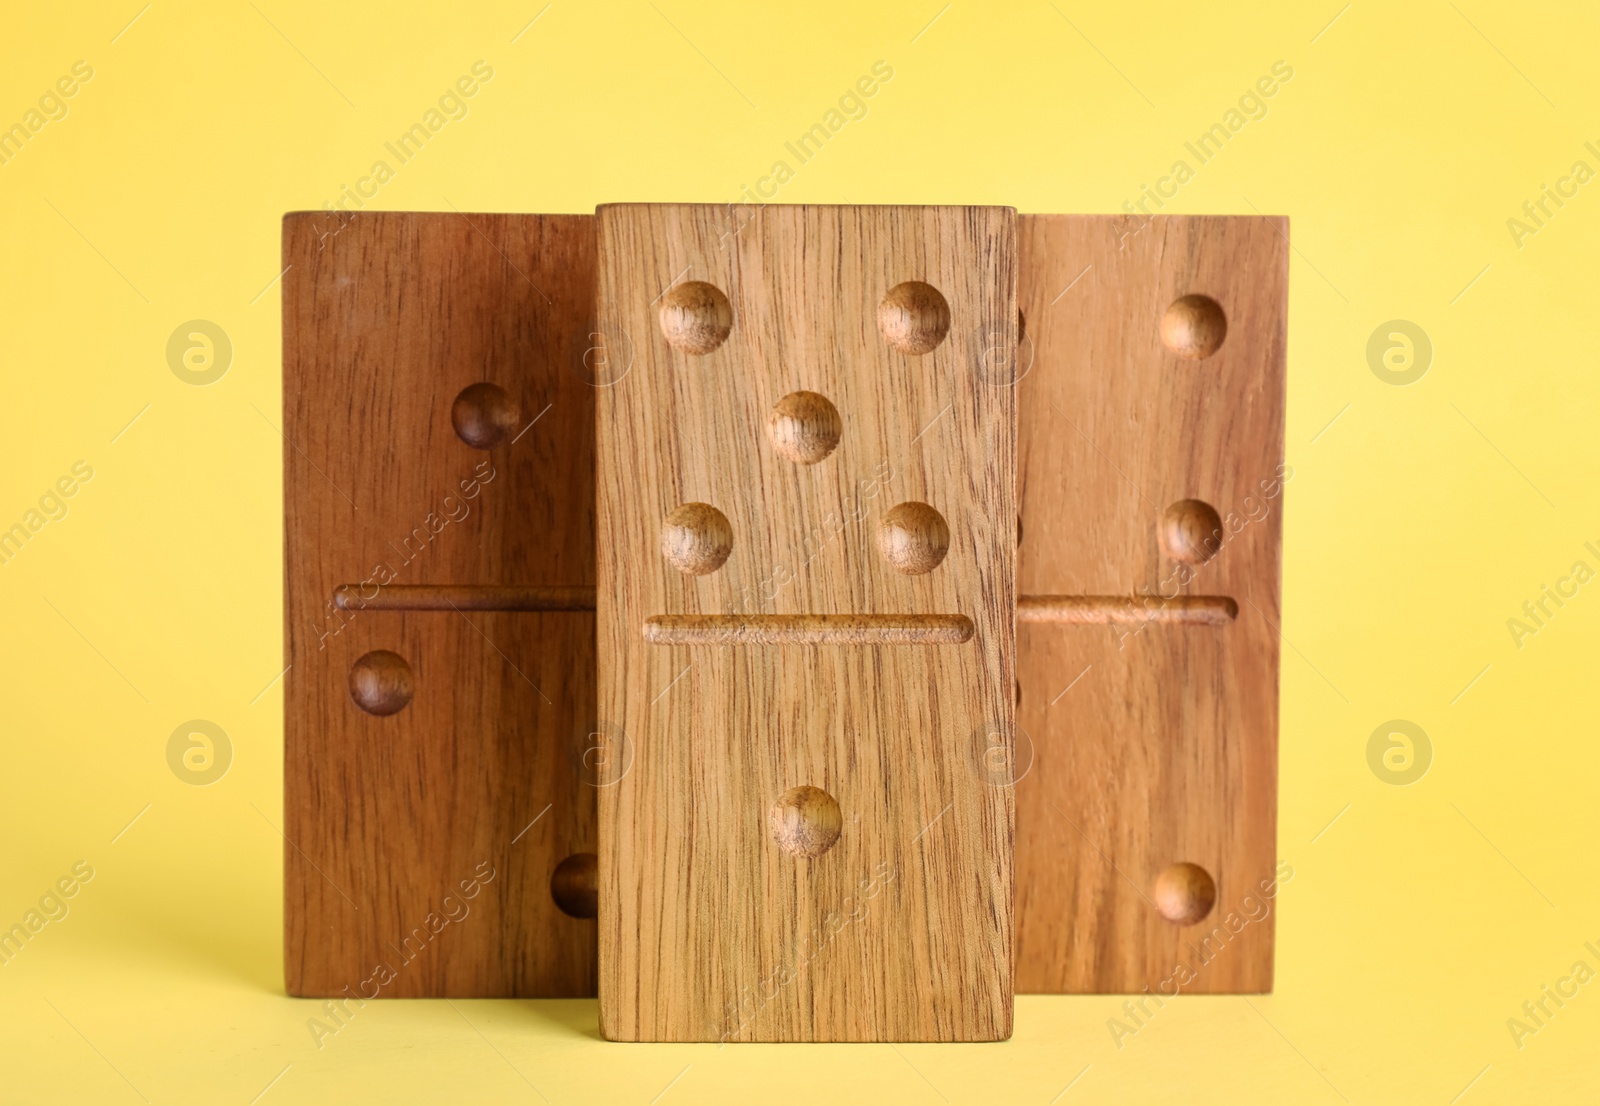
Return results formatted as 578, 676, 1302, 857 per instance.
283, 211, 598, 997
1014, 214, 1287, 993
596, 204, 1017, 1041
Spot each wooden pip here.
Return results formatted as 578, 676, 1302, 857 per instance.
595, 204, 1018, 1041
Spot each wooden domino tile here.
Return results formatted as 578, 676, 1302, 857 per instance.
283, 211, 599, 997
595, 204, 1017, 1041
1013, 214, 1287, 993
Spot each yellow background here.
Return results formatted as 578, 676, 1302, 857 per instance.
2, 0, 1596, 1101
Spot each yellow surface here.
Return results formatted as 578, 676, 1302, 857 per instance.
2, 1, 1596, 1101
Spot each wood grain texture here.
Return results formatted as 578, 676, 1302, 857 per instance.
596, 204, 1017, 1041
283, 211, 598, 997
1014, 215, 1286, 994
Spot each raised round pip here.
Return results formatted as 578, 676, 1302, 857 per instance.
661, 502, 733, 576
768, 785, 843, 859
1160, 294, 1227, 360
877, 501, 950, 575
767, 390, 842, 465
349, 650, 414, 716
550, 852, 598, 919
1159, 499, 1223, 565
451, 382, 520, 450
1152, 861, 1217, 925
877, 281, 951, 355
658, 280, 733, 355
